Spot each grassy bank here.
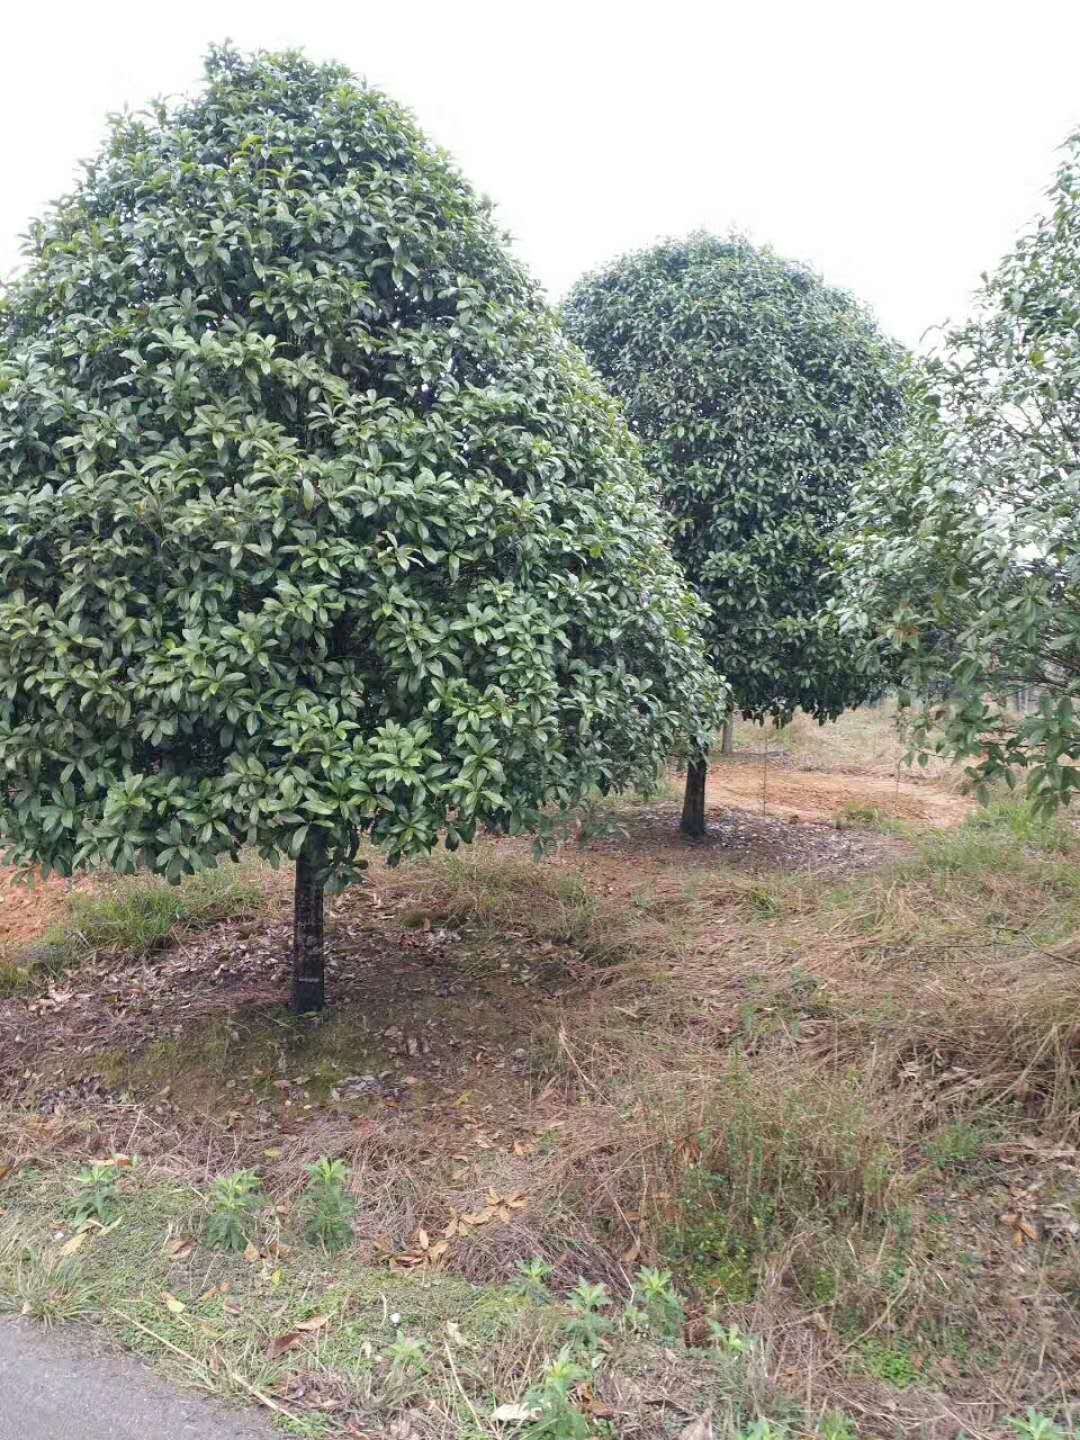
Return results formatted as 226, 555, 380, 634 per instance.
2, 720, 1079, 1436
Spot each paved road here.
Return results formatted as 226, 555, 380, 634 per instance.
0, 1320, 274, 1439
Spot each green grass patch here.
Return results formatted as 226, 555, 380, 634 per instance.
907, 792, 1080, 893
392, 850, 595, 943
661, 1062, 898, 1301
14, 861, 270, 981
0, 1164, 771, 1438
855, 1335, 920, 1388
0, 961, 35, 997
923, 1121, 992, 1174
814, 792, 1080, 956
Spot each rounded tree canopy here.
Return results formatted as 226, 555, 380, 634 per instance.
563, 233, 905, 723
0, 46, 720, 884
837, 128, 1080, 811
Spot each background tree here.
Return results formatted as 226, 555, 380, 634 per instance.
837, 128, 1080, 811
0, 47, 720, 1011
564, 234, 905, 835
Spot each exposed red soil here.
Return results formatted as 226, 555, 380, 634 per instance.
705, 754, 970, 827
0, 869, 98, 950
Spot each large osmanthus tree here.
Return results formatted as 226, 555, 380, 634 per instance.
837, 128, 1080, 812
564, 234, 905, 835
0, 47, 720, 1010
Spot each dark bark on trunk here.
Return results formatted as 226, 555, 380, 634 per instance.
291, 833, 327, 1014
681, 757, 708, 838
721, 715, 735, 755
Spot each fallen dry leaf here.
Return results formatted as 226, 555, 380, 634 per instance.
461, 1209, 494, 1226
491, 1402, 541, 1423
161, 1291, 187, 1315
578, 1388, 615, 1420
267, 1330, 302, 1359
163, 1236, 195, 1260
296, 1314, 330, 1333
391, 1252, 424, 1269
1001, 1210, 1040, 1245
483, 1189, 527, 1222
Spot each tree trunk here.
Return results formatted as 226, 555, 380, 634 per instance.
291, 833, 327, 1014
681, 756, 708, 838
721, 714, 735, 755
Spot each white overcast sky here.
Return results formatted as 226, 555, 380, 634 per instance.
4, 0, 1080, 349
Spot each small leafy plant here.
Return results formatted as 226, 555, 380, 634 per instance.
629, 1266, 684, 1340
521, 1348, 592, 1440
302, 1156, 353, 1251
68, 1164, 120, 1224
1008, 1411, 1077, 1440
708, 1319, 748, 1355
857, 1335, 918, 1388
387, 1331, 428, 1377
205, 1170, 264, 1251
562, 1278, 611, 1351
512, 1256, 554, 1303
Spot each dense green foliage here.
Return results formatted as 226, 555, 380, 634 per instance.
0, 47, 719, 895
563, 234, 905, 727
839, 130, 1080, 809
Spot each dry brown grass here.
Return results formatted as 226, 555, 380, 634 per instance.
5, 770, 1080, 1436
736, 700, 960, 784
